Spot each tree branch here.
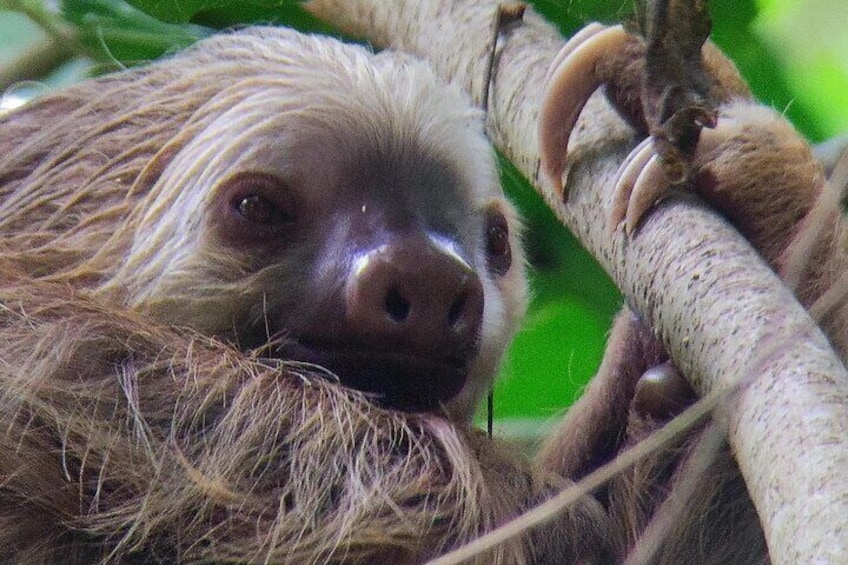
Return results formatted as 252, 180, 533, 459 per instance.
306, 0, 848, 561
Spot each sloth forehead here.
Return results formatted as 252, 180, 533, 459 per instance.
137, 28, 506, 250
161, 80, 499, 217
160, 28, 500, 200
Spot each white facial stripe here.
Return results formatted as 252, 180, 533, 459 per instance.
350, 244, 388, 279
428, 232, 473, 271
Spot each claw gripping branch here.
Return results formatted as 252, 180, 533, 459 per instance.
538, 0, 748, 234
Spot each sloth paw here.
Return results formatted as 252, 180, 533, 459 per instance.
611, 114, 737, 234
538, 19, 748, 232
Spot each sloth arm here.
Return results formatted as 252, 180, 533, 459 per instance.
533, 13, 848, 562
537, 10, 848, 473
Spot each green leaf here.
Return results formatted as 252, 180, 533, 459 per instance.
753, 0, 848, 140
61, 0, 211, 66
123, 0, 228, 23
124, 0, 295, 24
495, 298, 609, 419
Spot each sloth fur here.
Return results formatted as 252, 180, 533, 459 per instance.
0, 27, 613, 564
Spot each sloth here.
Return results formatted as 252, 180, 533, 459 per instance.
536, 18, 848, 565
4, 12, 838, 565
0, 27, 615, 564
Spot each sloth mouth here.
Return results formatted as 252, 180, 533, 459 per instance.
269, 341, 468, 412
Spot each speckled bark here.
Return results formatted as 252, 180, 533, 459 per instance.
306, 0, 848, 562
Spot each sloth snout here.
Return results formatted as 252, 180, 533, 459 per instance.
346, 234, 484, 360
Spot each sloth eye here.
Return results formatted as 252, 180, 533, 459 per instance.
485, 209, 512, 276
235, 194, 292, 225
215, 172, 298, 245
225, 173, 295, 228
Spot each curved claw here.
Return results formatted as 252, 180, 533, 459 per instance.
625, 154, 667, 235
632, 361, 695, 421
610, 116, 738, 235
538, 24, 630, 200
543, 23, 607, 86
610, 137, 656, 231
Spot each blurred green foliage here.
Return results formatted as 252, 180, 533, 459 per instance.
63, 0, 211, 63
1, 0, 847, 430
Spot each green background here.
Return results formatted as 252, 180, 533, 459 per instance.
2, 0, 847, 436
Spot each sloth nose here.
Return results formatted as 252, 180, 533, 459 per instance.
346, 235, 484, 358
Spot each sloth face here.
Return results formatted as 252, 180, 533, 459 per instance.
110, 33, 527, 420
206, 161, 519, 414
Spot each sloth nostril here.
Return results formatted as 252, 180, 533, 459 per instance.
447, 291, 468, 328
385, 286, 411, 323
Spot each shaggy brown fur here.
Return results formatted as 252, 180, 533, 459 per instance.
0, 27, 613, 564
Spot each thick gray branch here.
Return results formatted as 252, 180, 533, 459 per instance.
307, 1, 848, 561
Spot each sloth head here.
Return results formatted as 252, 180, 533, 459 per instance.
2, 28, 527, 421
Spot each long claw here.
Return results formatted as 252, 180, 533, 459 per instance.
625, 154, 668, 235
543, 23, 607, 86
538, 24, 630, 200
632, 361, 695, 420
612, 115, 738, 235
610, 137, 656, 231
